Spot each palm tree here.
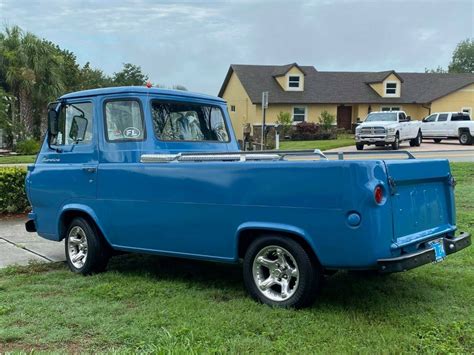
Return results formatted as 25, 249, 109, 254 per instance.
0, 26, 64, 138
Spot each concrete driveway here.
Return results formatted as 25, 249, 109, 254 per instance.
0, 217, 65, 268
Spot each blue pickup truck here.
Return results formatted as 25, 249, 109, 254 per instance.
25, 87, 470, 308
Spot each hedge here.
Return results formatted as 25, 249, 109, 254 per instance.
0, 167, 30, 214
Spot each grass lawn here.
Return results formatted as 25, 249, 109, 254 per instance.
0, 163, 473, 353
280, 134, 354, 151
0, 155, 36, 164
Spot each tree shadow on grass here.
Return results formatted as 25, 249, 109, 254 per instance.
105, 253, 438, 314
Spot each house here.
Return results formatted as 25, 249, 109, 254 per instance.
218, 63, 474, 139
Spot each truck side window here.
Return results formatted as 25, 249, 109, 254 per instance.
105, 100, 145, 141
151, 101, 229, 142
54, 102, 93, 146
437, 114, 448, 122
451, 114, 470, 121
424, 114, 437, 122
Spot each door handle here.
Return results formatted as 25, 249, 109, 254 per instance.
82, 167, 97, 173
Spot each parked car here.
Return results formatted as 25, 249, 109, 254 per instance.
355, 111, 422, 150
25, 87, 471, 308
421, 112, 474, 145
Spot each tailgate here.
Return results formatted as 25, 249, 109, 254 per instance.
384, 160, 456, 247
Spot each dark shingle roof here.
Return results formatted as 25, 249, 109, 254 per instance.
218, 64, 474, 105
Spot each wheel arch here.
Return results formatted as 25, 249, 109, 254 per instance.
458, 127, 470, 134
58, 204, 111, 246
235, 222, 320, 266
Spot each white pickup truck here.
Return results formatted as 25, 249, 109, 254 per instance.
421, 112, 474, 145
355, 111, 422, 150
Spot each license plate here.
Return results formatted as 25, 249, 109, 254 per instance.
369, 138, 376, 142
428, 238, 446, 262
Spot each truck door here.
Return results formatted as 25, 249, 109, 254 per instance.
434, 113, 449, 136
421, 114, 437, 136
29, 100, 98, 236
398, 112, 407, 140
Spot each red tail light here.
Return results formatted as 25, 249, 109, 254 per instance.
374, 186, 383, 204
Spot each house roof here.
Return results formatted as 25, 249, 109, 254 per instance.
218, 64, 474, 105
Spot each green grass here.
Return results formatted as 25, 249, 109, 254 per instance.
0, 155, 36, 164
280, 134, 354, 151
0, 163, 473, 353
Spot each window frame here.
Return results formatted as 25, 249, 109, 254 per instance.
103, 98, 146, 143
437, 113, 449, 122
150, 99, 231, 143
287, 74, 303, 91
292, 106, 307, 123
384, 81, 398, 96
381, 106, 401, 112
52, 100, 94, 147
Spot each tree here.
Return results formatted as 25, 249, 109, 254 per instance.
78, 62, 112, 90
112, 63, 148, 86
318, 110, 335, 131
275, 111, 292, 137
425, 66, 447, 74
0, 26, 64, 138
448, 38, 474, 73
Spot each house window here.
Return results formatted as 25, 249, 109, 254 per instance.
292, 107, 306, 122
381, 106, 400, 112
230, 105, 236, 112
287, 75, 302, 90
385, 82, 397, 95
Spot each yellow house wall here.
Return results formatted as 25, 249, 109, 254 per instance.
254, 104, 337, 126
221, 72, 257, 139
431, 83, 474, 113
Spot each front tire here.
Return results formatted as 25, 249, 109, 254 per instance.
356, 143, 364, 151
65, 217, 110, 275
391, 134, 400, 150
459, 131, 473, 145
243, 235, 322, 308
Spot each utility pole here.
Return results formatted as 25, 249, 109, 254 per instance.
261, 91, 268, 150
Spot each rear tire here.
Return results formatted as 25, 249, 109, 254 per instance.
433, 138, 442, 143
391, 134, 400, 150
356, 143, 364, 151
65, 217, 110, 275
243, 235, 322, 308
459, 131, 473, 145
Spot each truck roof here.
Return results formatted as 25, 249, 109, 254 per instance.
60, 86, 226, 103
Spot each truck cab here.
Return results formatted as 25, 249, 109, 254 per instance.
421, 112, 474, 145
25, 87, 471, 308
355, 111, 422, 150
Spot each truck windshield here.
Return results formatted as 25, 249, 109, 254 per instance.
365, 112, 398, 122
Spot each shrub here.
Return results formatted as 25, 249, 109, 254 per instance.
276, 111, 292, 138
0, 168, 29, 214
16, 139, 41, 155
318, 110, 336, 131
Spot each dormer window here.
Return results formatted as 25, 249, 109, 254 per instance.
385, 82, 398, 96
287, 75, 302, 91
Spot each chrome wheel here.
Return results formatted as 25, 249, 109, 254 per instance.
460, 133, 468, 144
252, 245, 299, 302
67, 226, 88, 269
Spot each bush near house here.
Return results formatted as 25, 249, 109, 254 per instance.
0, 167, 29, 213
291, 122, 337, 141
15, 139, 41, 155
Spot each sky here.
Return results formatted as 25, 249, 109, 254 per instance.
1, 0, 473, 95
